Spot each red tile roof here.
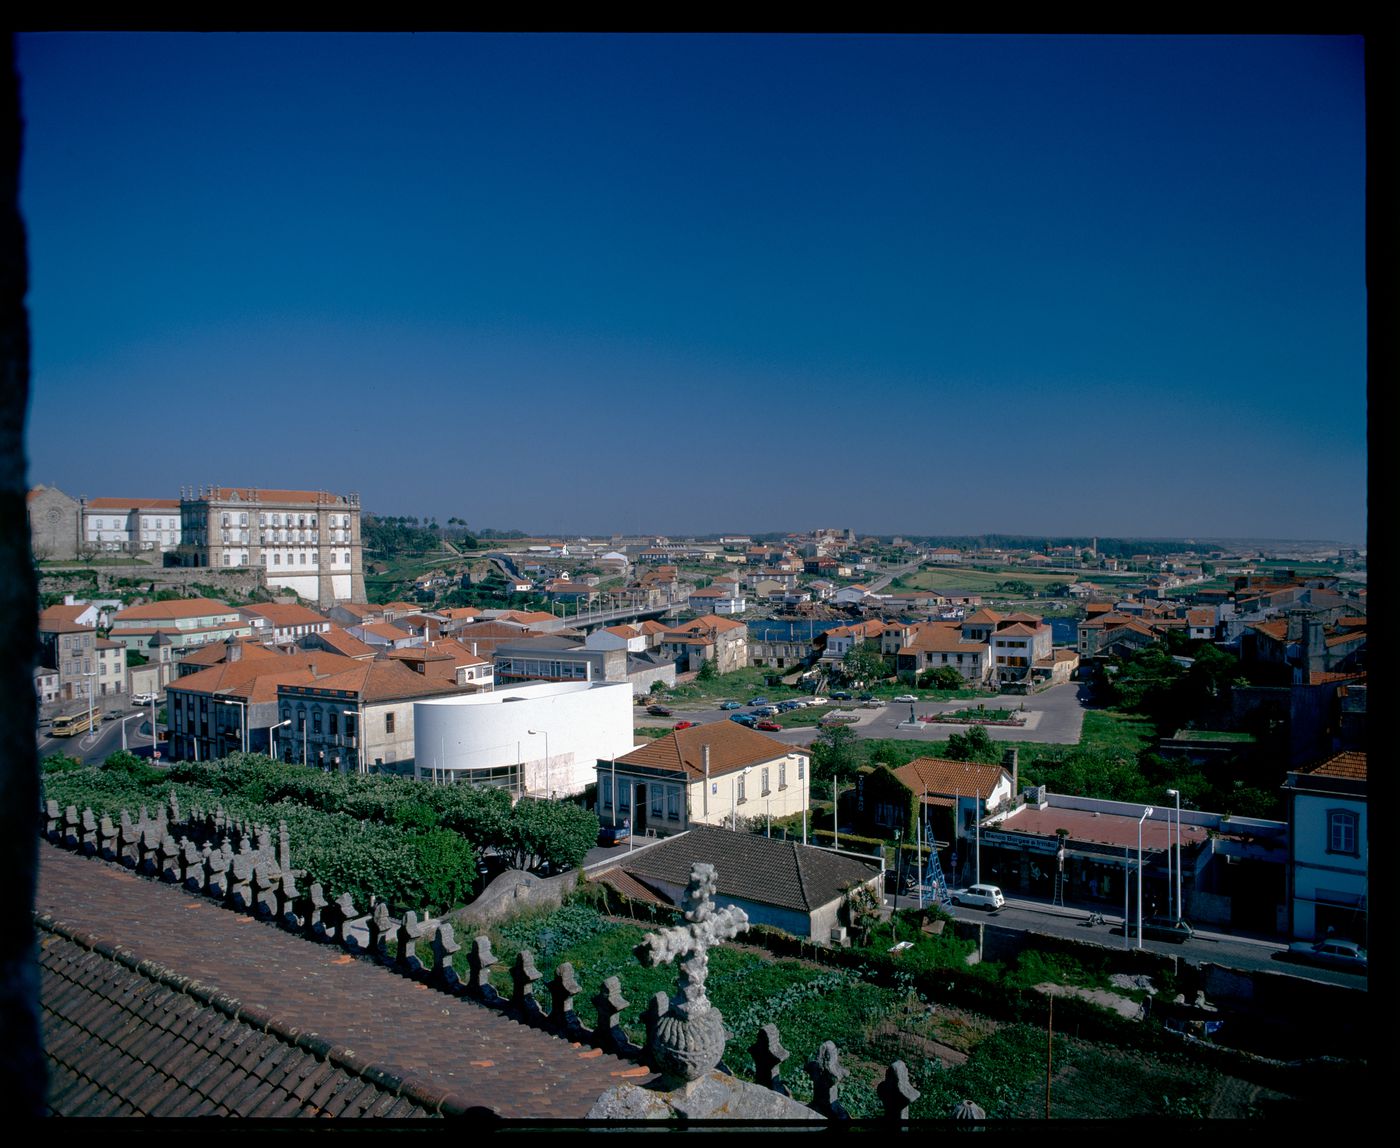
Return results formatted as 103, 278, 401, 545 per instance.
890, 757, 1008, 800
115, 598, 235, 621
1296, 750, 1366, 781
614, 721, 800, 778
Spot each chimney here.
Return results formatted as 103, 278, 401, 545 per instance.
1002, 747, 1018, 800
703, 744, 711, 817
226, 637, 242, 663
1286, 609, 1305, 643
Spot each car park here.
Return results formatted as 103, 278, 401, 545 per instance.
1285, 937, 1367, 972
755, 720, 782, 732
1126, 916, 1195, 944
647, 704, 673, 716
949, 884, 1005, 910
730, 713, 758, 727
719, 701, 743, 710
893, 694, 919, 703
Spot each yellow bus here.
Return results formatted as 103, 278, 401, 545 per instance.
50, 710, 100, 737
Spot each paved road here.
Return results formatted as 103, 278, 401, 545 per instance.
637, 681, 1092, 749
38, 704, 163, 766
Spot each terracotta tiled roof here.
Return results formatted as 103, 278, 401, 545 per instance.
240, 603, 328, 626
1326, 630, 1364, 647
901, 624, 987, 655
312, 627, 378, 659
36, 845, 643, 1117
890, 757, 1008, 800
962, 609, 1004, 625
82, 497, 179, 510
1296, 750, 1367, 781
1308, 670, 1365, 685
170, 651, 364, 704
1186, 608, 1215, 626
614, 721, 800, 779
39, 604, 94, 627
494, 611, 556, 625
992, 623, 1039, 637
115, 598, 235, 622
178, 639, 282, 669
590, 866, 672, 907
288, 658, 471, 703
1248, 620, 1288, 641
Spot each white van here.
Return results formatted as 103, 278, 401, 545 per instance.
950, 884, 1005, 910
131, 693, 157, 706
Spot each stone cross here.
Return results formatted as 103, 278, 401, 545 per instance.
634, 862, 748, 1083
877, 1060, 920, 1120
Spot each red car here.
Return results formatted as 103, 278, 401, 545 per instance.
755, 720, 782, 731
673, 720, 696, 730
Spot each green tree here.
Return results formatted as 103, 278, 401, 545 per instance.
41, 753, 85, 774
102, 749, 164, 784
697, 658, 718, 682
943, 726, 1000, 764
399, 828, 477, 915
504, 799, 600, 873
811, 724, 862, 782
840, 641, 887, 686
918, 666, 965, 691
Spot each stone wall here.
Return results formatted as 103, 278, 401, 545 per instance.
39, 563, 268, 603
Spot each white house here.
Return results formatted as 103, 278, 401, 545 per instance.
1284, 750, 1367, 944
413, 679, 634, 797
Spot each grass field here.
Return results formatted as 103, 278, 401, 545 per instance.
894, 565, 1139, 594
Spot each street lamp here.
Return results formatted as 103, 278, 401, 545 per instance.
220, 697, 247, 754
343, 709, 363, 774
527, 729, 550, 796
82, 670, 98, 739
271, 718, 292, 762
1166, 788, 1182, 921
1136, 807, 1154, 950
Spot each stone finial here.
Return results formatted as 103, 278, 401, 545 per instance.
547, 962, 588, 1042
99, 815, 118, 861
303, 883, 330, 939
45, 799, 61, 840
640, 991, 670, 1071
634, 862, 748, 1084
511, 950, 545, 1024
278, 820, 292, 873
592, 976, 638, 1057
392, 911, 430, 972
62, 805, 80, 849
180, 838, 203, 890
118, 811, 138, 867
80, 808, 99, 854
332, 892, 360, 950
228, 854, 256, 911
878, 1060, 920, 1121
206, 844, 230, 899
168, 789, 181, 826
428, 924, 462, 992
804, 1041, 850, 1121
951, 1098, 985, 1121
159, 833, 182, 883
366, 901, 394, 963
252, 862, 281, 917
467, 936, 502, 1005
750, 1024, 791, 1096
275, 870, 301, 928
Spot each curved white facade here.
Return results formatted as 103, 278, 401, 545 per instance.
414, 680, 634, 796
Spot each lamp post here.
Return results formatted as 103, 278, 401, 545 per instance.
220, 697, 247, 754
343, 709, 363, 774
271, 718, 292, 762
1136, 806, 1154, 950
119, 711, 141, 752
801, 756, 808, 846
82, 670, 98, 739
1166, 788, 1182, 921
528, 729, 550, 797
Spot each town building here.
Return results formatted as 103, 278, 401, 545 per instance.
1283, 750, 1367, 944
658, 615, 749, 675
413, 679, 633, 795
597, 721, 810, 839
27, 484, 81, 559
593, 825, 881, 944
109, 597, 250, 655
173, 485, 366, 607
79, 497, 182, 553
237, 602, 333, 645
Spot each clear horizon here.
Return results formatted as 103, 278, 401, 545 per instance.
17, 34, 1367, 546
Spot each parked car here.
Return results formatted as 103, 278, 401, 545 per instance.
673, 720, 696, 730
776, 700, 802, 712
832, 690, 853, 700
808, 696, 829, 705
893, 694, 919, 703
949, 884, 1005, 910
753, 706, 779, 717
747, 696, 769, 707
131, 693, 157, 706
730, 713, 758, 727
1284, 937, 1368, 972
756, 720, 782, 732
861, 698, 886, 708
719, 700, 743, 710
647, 704, 673, 716
597, 822, 631, 846
1126, 916, 1195, 944
858, 693, 875, 701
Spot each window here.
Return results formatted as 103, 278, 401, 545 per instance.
600, 775, 612, 811
667, 787, 681, 821
619, 781, 632, 813
385, 712, 396, 734
797, 759, 805, 781
651, 787, 663, 817
779, 761, 787, 789
329, 711, 338, 736
1328, 809, 1358, 856
737, 773, 747, 802
761, 767, 770, 796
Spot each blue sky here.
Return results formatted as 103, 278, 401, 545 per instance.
17, 33, 1366, 543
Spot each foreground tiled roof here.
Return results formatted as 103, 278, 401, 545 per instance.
35, 845, 652, 1117
612, 826, 880, 914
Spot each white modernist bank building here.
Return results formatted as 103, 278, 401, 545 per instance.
413, 679, 634, 797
